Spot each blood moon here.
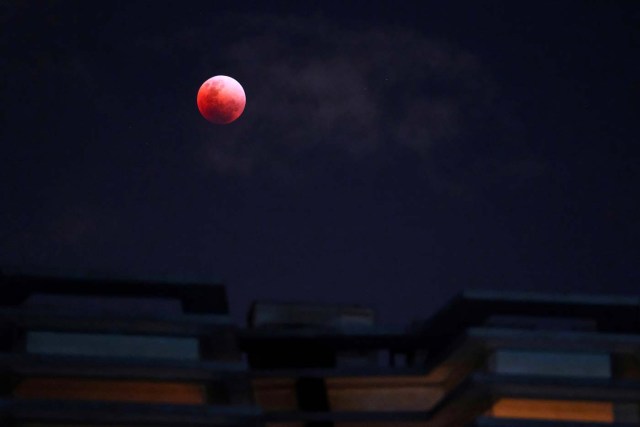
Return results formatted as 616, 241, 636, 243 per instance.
197, 75, 246, 124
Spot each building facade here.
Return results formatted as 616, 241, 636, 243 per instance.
1, 274, 638, 426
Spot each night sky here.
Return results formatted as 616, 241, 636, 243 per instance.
2, 1, 639, 325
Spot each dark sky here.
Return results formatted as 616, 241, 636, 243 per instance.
2, 1, 639, 325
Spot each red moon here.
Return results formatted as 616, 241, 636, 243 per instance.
197, 75, 246, 124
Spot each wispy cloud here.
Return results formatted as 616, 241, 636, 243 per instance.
221, 19, 486, 156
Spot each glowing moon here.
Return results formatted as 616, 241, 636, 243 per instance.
197, 75, 246, 124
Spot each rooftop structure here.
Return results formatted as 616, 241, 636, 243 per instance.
1, 274, 638, 426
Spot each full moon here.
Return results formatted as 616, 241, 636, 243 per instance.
197, 75, 246, 124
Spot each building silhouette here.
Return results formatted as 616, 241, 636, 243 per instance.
1, 274, 638, 426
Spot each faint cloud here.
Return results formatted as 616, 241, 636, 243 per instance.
50, 208, 98, 246
196, 17, 494, 172
203, 141, 255, 175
